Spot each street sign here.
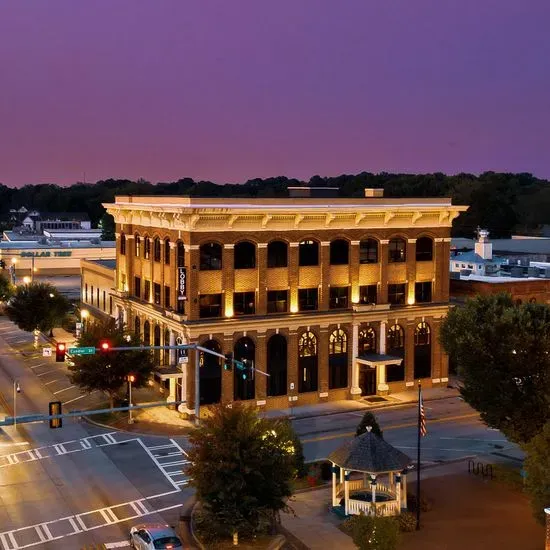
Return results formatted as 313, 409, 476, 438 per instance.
68, 346, 96, 355
42, 347, 53, 357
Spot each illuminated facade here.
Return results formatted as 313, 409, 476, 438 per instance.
103, 190, 467, 415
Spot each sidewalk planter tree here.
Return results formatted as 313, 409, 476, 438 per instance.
440, 293, 550, 444
68, 318, 155, 408
187, 404, 300, 542
524, 421, 550, 525
5, 282, 70, 334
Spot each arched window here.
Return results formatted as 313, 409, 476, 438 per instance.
299, 240, 319, 266
387, 324, 405, 382
120, 232, 126, 256
134, 234, 141, 257
200, 242, 222, 270
234, 337, 255, 401
234, 241, 256, 269
267, 241, 288, 268
153, 324, 161, 364
330, 239, 349, 265
298, 331, 318, 393
414, 322, 431, 379
143, 236, 151, 260
177, 241, 185, 267
329, 329, 348, 389
153, 237, 161, 262
416, 237, 433, 262
358, 327, 376, 356
359, 239, 378, 264
388, 238, 406, 263
143, 320, 150, 345
164, 238, 171, 265
267, 334, 287, 397
134, 316, 140, 338
199, 339, 222, 405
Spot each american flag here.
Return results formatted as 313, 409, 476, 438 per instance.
419, 391, 427, 437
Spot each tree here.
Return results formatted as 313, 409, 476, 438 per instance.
356, 411, 384, 438
440, 294, 550, 444
0, 272, 14, 303
187, 404, 299, 540
68, 318, 155, 408
5, 282, 70, 333
524, 421, 550, 525
99, 213, 115, 240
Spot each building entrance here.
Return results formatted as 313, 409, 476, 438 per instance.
359, 367, 377, 396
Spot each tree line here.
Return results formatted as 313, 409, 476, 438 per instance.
1, 171, 550, 237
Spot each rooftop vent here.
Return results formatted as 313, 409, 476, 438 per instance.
364, 188, 384, 198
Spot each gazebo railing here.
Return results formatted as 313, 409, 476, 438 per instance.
346, 497, 400, 517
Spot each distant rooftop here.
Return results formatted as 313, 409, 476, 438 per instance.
88, 259, 116, 270
452, 237, 550, 255
452, 250, 506, 265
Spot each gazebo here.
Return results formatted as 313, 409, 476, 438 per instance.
327, 426, 412, 517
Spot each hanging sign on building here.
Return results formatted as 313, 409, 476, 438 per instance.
177, 267, 187, 301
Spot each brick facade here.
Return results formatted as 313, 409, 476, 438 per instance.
101, 194, 466, 415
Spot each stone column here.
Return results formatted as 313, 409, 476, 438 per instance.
186, 346, 197, 413
318, 327, 329, 395
169, 330, 176, 366
255, 333, 267, 404
350, 322, 361, 397
350, 240, 360, 304
395, 474, 402, 510
188, 245, 200, 319
379, 240, 389, 304
431, 319, 442, 382
377, 321, 388, 393
407, 239, 417, 305
289, 243, 299, 312
320, 242, 330, 311
223, 244, 234, 317
257, 243, 267, 315
221, 334, 234, 404
288, 330, 298, 404
405, 321, 416, 384
401, 472, 408, 509
379, 321, 387, 354
371, 476, 377, 504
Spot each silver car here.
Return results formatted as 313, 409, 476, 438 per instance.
130, 523, 183, 549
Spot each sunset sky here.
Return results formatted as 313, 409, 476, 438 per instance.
1, 1, 549, 187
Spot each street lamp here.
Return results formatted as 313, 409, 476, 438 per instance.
128, 374, 135, 424
13, 380, 21, 428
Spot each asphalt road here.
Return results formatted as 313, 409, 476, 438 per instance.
0, 319, 523, 549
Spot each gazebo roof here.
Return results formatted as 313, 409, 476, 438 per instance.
328, 429, 411, 473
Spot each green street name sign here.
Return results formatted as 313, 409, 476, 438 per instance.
68, 346, 96, 355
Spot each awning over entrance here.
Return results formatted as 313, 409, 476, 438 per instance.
357, 353, 403, 367
155, 366, 185, 380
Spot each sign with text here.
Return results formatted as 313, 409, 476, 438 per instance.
42, 347, 53, 357
177, 267, 187, 301
68, 346, 96, 355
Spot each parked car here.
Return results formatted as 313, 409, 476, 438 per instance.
129, 523, 183, 549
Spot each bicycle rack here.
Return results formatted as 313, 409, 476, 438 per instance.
468, 460, 494, 480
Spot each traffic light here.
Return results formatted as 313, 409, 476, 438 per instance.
223, 353, 233, 371
49, 401, 62, 429
99, 340, 111, 353
55, 343, 66, 362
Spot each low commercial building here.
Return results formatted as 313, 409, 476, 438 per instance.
91, 189, 466, 415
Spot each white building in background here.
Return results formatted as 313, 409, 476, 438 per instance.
450, 229, 507, 276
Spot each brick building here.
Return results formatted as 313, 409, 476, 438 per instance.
100, 190, 467, 416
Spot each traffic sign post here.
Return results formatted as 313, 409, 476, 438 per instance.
68, 346, 96, 355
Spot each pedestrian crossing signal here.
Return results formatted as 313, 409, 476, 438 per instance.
49, 401, 62, 429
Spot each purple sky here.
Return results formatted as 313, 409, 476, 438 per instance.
1, 1, 550, 187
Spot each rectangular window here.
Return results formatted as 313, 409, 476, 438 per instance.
102, 290, 106, 311
415, 281, 432, 303
359, 240, 378, 263
329, 286, 349, 309
96, 288, 99, 306
298, 288, 318, 311
267, 290, 288, 313
85, 283, 88, 302
91, 286, 94, 305
153, 283, 161, 305
144, 280, 151, 302
164, 285, 171, 309
234, 291, 256, 315
109, 296, 113, 315
144, 238, 151, 260
134, 277, 141, 299
199, 294, 222, 318
153, 239, 161, 262
359, 285, 377, 305
388, 283, 406, 305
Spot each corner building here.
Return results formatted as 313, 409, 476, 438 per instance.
105, 190, 467, 416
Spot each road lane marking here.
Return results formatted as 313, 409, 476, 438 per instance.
62, 391, 98, 405
105, 542, 131, 548
301, 412, 481, 443
53, 386, 76, 395
138, 439, 189, 491
44, 379, 63, 385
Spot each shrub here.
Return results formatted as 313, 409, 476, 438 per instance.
397, 512, 416, 532
341, 513, 400, 550
406, 492, 433, 513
